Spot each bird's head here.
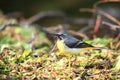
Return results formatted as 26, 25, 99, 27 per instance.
53, 33, 69, 40
52, 32, 93, 48
52, 32, 79, 43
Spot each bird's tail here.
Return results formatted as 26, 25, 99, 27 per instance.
93, 47, 116, 53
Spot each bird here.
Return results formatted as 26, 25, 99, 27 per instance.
52, 32, 97, 68
52, 32, 112, 68
53, 32, 95, 56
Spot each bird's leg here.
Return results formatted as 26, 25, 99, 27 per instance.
68, 55, 76, 70
68, 55, 72, 70
49, 42, 57, 54
68, 56, 71, 68
70, 55, 76, 67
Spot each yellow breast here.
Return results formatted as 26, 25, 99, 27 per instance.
56, 40, 82, 55
56, 40, 95, 56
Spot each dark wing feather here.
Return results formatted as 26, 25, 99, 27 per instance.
63, 34, 81, 48
59, 33, 93, 48
64, 39, 93, 48
64, 40, 79, 48
72, 41, 93, 48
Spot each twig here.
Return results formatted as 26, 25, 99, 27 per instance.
80, 8, 120, 26
94, 15, 101, 34
1, 11, 94, 32
0, 23, 46, 33
116, 41, 120, 49
24, 11, 68, 24
102, 21, 120, 31
113, 34, 120, 49
79, 26, 93, 34
67, 30, 88, 39
21, 11, 93, 25
0, 23, 20, 30
49, 42, 58, 54
27, 32, 36, 49
114, 34, 120, 42
45, 24, 69, 33
98, 10, 120, 26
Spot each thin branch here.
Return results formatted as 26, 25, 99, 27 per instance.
24, 11, 68, 24
94, 15, 101, 34
102, 21, 120, 31
67, 30, 88, 39
21, 11, 92, 25
0, 23, 20, 30
80, 8, 120, 26
79, 26, 93, 33
98, 10, 120, 26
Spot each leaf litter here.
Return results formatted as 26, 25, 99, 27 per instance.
0, 11, 120, 80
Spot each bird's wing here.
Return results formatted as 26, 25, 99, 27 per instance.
64, 39, 79, 48
62, 33, 93, 48
73, 41, 93, 48
65, 40, 93, 48
64, 35, 80, 48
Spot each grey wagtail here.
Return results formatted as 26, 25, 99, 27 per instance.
53, 32, 109, 68
54, 33, 97, 56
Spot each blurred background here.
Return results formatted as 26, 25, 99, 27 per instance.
1, 0, 120, 38
0, 0, 98, 18
0, 0, 99, 32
